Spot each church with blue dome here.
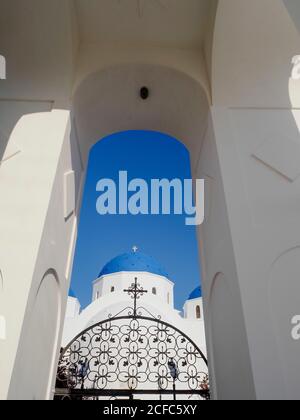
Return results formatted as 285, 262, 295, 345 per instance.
62, 248, 207, 372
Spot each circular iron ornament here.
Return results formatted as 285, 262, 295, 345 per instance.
55, 315, 210, 400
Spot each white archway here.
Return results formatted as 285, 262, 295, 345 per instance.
67, 61, 255, 400
1, 0, 300, 401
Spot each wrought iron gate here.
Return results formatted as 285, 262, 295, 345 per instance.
55, 280, 210, 400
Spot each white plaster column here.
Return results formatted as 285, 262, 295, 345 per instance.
201, 0, 300, 400
0, 109, 81, 400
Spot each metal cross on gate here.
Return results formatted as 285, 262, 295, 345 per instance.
123, 277, 148, 318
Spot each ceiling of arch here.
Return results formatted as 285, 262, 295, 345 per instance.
74, 0, 214, 49
73, 63, 209, 168
0, 0, 217, 103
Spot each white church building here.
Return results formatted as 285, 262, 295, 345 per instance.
63, 249, 205, 348
58, 249, 208, 399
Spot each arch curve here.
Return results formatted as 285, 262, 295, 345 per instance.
72, 63, 210, 172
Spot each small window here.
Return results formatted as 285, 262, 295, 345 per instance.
167, 293, 170, 304
152, 287, 157, 295
196, 305, 201, 319
111, 286, 115, 293
96, 292, 100, 299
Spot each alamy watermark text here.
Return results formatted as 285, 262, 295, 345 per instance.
96, 171, 204, 226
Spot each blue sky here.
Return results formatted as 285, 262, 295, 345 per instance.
70, 130, 201, 310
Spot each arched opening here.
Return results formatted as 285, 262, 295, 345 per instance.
63, 64, 212, 399
61, 128, 208, 400
196, 305, 201, 319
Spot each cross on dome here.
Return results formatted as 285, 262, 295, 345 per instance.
132, 245, 138, 253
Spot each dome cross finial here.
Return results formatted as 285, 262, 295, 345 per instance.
132, 245, 138, 253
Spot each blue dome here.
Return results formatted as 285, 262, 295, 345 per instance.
69, 288, 76, 298
188, 286, 202, 300
99, 251, 168, 278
